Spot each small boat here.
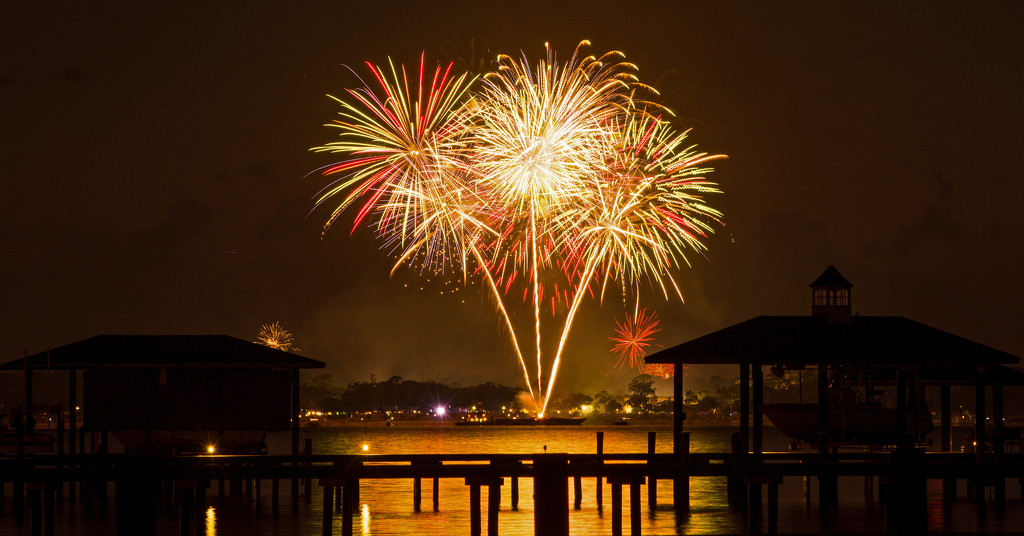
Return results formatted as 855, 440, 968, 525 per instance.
455, 417, 586, 426
761, 402, 933, 445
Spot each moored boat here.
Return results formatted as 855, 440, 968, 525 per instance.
761, 402, 933, 445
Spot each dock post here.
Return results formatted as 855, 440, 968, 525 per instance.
629, 478, 642, 536
596, 432, 604, 511
433, 476, 440, 511
341, 477, 357, 536
115, 457, 157, 536
534, 454, 569, 536
745, 476, 767, 533
468, 481, 482, 536
510, 465, 519, 511
943, 477, 956, 503
488, 478, 503, 535
674, 432, 690, 510
44, 480, 55, 536
195, 482, 207, 536
767, 477, 779, 534
573, 475, 582, 510
304, 438, 313, 500
609, 476, 644, 536
321, 483, 334, 536
466, 477, 503, 536
611, 481, 623, 536
413, 477, 422, 512
647, 431, 657, 509
886, 449, 927, 535
177, 484, 195, 536
271, 478, 280, 514
28, 482, 41, 536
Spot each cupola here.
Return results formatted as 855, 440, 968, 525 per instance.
810, 265, 853, 323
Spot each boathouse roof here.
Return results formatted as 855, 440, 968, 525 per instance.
809, 264, 853, 288
0, 334, 326, 370
644, 315, 1019, 368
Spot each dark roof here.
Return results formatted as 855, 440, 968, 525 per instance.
810, 265, 853, 288
0, 335, 326, 370
645, 315, 1018, 367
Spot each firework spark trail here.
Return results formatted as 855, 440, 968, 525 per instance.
312, 42, 724, 415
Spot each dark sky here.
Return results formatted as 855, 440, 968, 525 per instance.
2, 2, 1022, 396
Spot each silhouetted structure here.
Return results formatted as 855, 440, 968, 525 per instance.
647, 265, 1022, 457
0, 335, 324, 456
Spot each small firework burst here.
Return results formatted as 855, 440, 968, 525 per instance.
644, 363, 676, 379
256, 322, 298, 352
610, 308, 661, 370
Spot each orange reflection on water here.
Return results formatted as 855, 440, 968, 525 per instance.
205, 506, 216, 536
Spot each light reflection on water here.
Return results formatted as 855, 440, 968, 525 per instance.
2, 425, 1020, 534
281, 424, 749, 535
205, 506, 217, 536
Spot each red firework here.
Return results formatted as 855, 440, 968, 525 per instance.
610, 308, 662, 370
644, 363, 676, 379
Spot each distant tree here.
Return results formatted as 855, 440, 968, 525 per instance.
555, 392, 593, 414
301, 373, 344, 410
627, 374, 656, 413
594, 390, 615, 413
605, 398, 623, 414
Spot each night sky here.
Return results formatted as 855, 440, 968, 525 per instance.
3, 2, 1022, 396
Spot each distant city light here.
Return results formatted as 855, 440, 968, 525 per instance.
207, 445, 215, 454
435, 406, 446, 416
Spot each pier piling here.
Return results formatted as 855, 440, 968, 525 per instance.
647, 431, 657, 509
534, 454, 569, 536
595, 432, 604, 511
608, 475, 644, 536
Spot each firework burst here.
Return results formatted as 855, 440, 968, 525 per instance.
610, 308, 662, 370
257, 322, 298, 352
311, 42, 724, 416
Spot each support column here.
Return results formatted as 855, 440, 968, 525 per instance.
647, 432, 657, 509
940, 385, 952, 452
291, 369, 301, 499
896, 369, 908, 450
595, 432, 604, 511
487, 479, 502, 535
993, 384, 1005, 457
975, 377, 986, 463
673, 362, 684, 456
321, 484, 334, 536
413, 477, 422, 512
740, 363, 750, 457
817, 363, 829, 454
752, 363, 764, 460
69, 369, 77, 457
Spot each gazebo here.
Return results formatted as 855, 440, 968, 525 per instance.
0, 334, 325, 456
645, 266, 1022, 457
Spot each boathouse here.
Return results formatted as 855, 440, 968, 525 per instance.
646, 265, 1022, 457
0, 334, 325, 456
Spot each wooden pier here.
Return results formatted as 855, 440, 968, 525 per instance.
3, 435, 1024, 536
